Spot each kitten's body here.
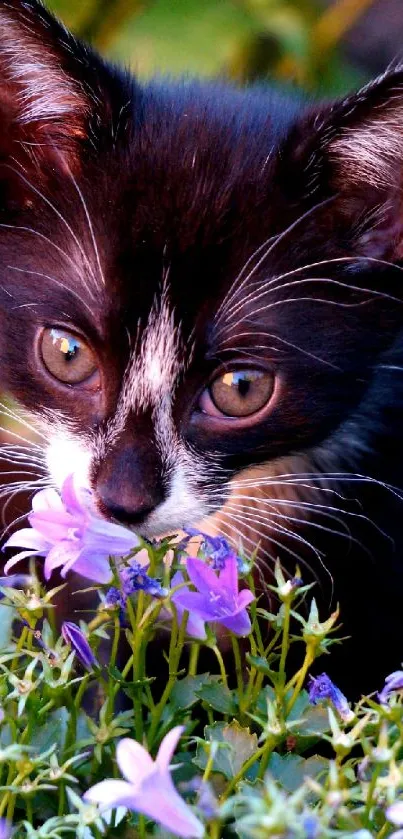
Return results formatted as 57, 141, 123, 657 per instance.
1, 0, 403, 694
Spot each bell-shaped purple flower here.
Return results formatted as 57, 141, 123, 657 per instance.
61, 622, 98, 671
84, 726, 204, 838
378, 670, 403, 705
173, 554, 254, 636
0, 819, 13, 839
170, 571, 207, 639
308, 673, 354, 723
3, 474, 139, 584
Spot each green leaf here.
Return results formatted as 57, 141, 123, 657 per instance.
195, 681, 237, 714
170, 673, 210, 710
0, 606, 14, 649
194, 721, 258, 779
267, 752, 328, 792
30, 707, 69, 753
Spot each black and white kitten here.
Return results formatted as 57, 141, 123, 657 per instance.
1, 0, 403, 695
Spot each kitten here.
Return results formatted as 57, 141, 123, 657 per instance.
0, 0, 403, 695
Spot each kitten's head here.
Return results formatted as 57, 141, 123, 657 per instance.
0, 0, 402, 546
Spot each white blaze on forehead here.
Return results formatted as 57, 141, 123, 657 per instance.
104, 288, 184, 454
125, 290, 182, 412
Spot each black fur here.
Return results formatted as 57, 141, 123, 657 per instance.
1, 0, 403, 695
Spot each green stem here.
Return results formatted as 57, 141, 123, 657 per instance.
106, 617, 120, 724
231, 636, 244, 709
212, 645, 228, 689
364, 765, 381, 827
221, 741, 269, 801
127, 596, 144, 742
278, 599, 291, 687
189, 643, 200, 677
286, 646, 315, 715
148, 612, 187, 747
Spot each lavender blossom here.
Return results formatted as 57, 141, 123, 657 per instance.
378, 670, 403, 704
170, 571, 207, 639
308, 673, 354, 723
3, 474, 138, 583
105, 587, 127, 611
173, 554, 254, 636
0, 819, 12, 839
185, 528, 247, 572
61, 622, 98, 671
120, 559, 167, 599
84, 726, 204, 838
387, 802, 403, 826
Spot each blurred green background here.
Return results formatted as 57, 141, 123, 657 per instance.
46, 0, 403, 97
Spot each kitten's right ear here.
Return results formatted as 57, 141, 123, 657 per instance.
0, 0, 127, 180
284, 66, 403, 258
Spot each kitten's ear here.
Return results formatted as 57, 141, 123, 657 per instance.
288, 66, 403, 257
0, 0, 116, 177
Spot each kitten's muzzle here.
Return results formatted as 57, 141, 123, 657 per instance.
93, 439, 165, 529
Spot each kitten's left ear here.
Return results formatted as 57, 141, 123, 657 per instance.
0, 0, 129, 175
288, 66, 403, 257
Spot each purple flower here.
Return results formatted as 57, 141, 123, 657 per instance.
173, 554, 254, 636
170, 571, 207, 639
105, 586, 127, 611
185, 528, 247, 572
84, 726, 204, 838
387, 802, 403, 826
0, 819, 13, 839
62, 622, 98, 671
308, 673, 354, 723
120, 559, 167, 599
378, 670, 403, 704
3, 474, 138, 584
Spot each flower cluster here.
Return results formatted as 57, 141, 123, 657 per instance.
0, 474, 403, 838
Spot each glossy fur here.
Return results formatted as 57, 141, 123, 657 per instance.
1, 0, 403, 694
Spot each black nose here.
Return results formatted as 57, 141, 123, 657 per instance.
94, 438, 165, 528
98, 496, 158, 527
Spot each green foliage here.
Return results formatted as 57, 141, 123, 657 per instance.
45, 0, 373, 94
0, 550, 402, 837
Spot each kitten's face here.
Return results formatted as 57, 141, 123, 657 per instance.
0, 1, 403, 548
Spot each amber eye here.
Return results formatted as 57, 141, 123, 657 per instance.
40, 328, 98, 384
209, 369, 274, 417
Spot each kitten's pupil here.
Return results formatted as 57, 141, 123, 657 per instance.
51, 330, 80, 363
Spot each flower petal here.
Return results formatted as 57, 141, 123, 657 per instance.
61, 474, 86, 516
388, 802, 403, 826
156, 726, 184, 771
173, 591, 219, 620
70, 549, 113, 583
32, 488, 64, 513
3, 528, 49, 552
185, 556, 222, 596
84, 779, 137, 810
185, 612, 207, 640
237, 588, 255, 609
116, 738, 154, 786
132, 771, 204, 838
218, 553, 238, 594
220, 609, 252, 636
28, 510, 78, 543
44, 542, 79, 580
4, 549, 44, 574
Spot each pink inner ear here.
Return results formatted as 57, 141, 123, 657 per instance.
0, 6, 90, 170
